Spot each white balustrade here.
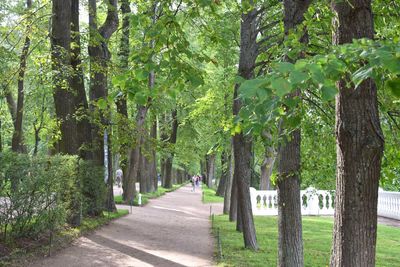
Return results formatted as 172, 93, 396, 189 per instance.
250, 187, 335, 216
250, 187, 400, 221
378, 191, 400, 220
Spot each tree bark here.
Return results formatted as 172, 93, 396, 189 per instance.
117, 0, 131, 201
88, 0, 118, 212
260, 132, 275, 190
206, 153, 216, 188
260, 152, 274, 190
52, 0, 79, 155
88, 0, 118, 164
277, 129, 303, 267
224, 143, 234, 214
231, 7, 259, 250
276, 1, 312, 265
105, 130, 116, 212
71, 0, 92, 160
11, 0, 32, 153
216, 151, 227, 196
330, 1, 384, 266
150, 118, 158, 191
125, 106, 147, 202
164, 109, 178, 188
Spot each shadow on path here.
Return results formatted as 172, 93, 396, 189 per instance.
88, 234, 186, 267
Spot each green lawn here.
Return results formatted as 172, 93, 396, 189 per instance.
213, 215, 400, 267
114, 183, 186, 206
202, 185, 224, 203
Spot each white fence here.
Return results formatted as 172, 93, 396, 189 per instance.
250, 187, 334, 216
250, 187, 400, 220
378, 191, 400, 220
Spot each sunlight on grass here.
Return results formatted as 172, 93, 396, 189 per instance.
202, 185, 224, 203
213, 216, 400, 267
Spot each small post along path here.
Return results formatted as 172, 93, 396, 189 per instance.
30, 184, 222, 267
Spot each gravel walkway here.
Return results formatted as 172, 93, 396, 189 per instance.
30, 184, 223, 267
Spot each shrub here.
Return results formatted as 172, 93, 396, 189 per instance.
78, 160, 106, 216
0, 152, 106, 241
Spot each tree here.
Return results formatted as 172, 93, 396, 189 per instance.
116, 0, 132, 201
164, 109, 178, 188
276, 0, 312, 266
88, 0, 118, 211
52, 0, 79, 155
330, 0, 384, 265
71, 0, 92, 160
232, 6, 259, 250
11, 0, 32, 153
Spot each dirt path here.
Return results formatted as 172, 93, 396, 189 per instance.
30, 184, 223, 267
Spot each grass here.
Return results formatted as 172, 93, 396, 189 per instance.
1, 209, 128, 266
202, 185, 224, 203
114, 183, 186, 206
212, 215, 400, 267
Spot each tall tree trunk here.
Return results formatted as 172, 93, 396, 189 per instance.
260, 151, 274, 190
206, 153, 216, 188
276, 1, 312, 265
150, 118, 158, 191
277, 128, 303, 266
330, 1, 384, 266
5, 91, 17, 128
216, 151, 227, 196
164, 109, 178, 188
71, 0, 92, 160
224, 145, 234, 214
11, 0, 32, 153
125, 106, 147, 202
52, 0, 79, 155
124, 2, 158, 199
260, 132, 275, 190
88, 0, 118, 164
231, 7, 259, 250
105, 130, 116, 212
117, 0, 131, 201
88, 0, 118, 211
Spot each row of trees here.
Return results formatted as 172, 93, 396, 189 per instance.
1, 0, 399, 266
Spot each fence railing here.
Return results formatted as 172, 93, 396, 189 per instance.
250, 187, 400, 220
250, 187, 334, 216
378, 190, 400, 220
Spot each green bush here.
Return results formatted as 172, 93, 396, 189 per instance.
0, 152, 106, 241
78, 160, 106, 216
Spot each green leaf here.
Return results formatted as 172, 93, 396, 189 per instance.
276, 62, 295, 74
239, 79, 267, 98
352, 66, 373, 87
309, 64, 325, 84
234, 76, 246, 84
97, 99, 107, 110
135, 92, 148, 105
386, 78, 400, 97
189, 75, 204, 88
289, 70, 308, 84
320, 85, 338, 101
135, 69, 148, 81
271, 78, 292, 97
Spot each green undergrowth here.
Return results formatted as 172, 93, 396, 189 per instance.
202, 185, 224, 203
212, 215, 400, 267
1, 209, 128, 266
114, 183, 186, 206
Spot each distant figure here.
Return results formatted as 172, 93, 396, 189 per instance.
195, 175, 200, 187
116, 168, 123, 188
191, 176, 196, 192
